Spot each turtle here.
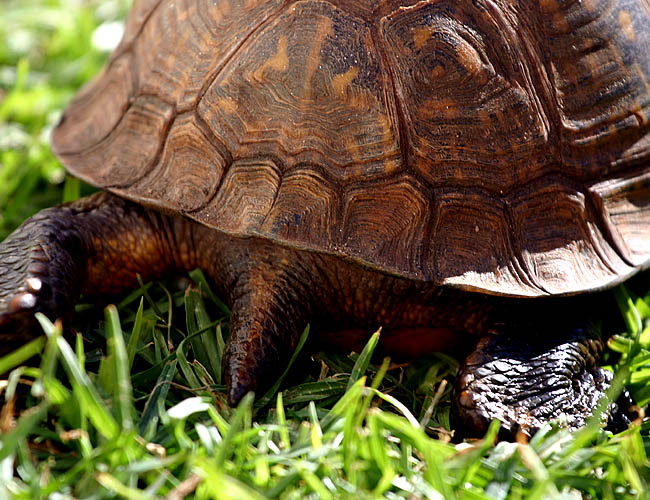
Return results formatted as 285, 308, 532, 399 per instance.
1, 0, 649, 436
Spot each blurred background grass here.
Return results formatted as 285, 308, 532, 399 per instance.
0, 0, 130, 239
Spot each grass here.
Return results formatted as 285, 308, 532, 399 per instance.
0, 0, 649, 498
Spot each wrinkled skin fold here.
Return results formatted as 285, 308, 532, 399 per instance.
454, 328, 634, 437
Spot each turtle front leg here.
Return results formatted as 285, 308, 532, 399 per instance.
453, 320, 632, 437
0, 190, 312, 404
0, 192, 191, 352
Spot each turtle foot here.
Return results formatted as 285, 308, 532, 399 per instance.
452, 327, 626, 438
224, 286, 308, 407
0, 209, 83, 352
221, 244, 312, 407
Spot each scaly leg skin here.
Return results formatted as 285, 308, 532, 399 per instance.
0, 193, 186, 353
0, 192, 311, 402
453, 319, 633, 438
214, 243, 313, 405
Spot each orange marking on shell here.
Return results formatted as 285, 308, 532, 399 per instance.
431, 64, 446, 79
252, 35, 289, 82
413, 26, 434, 50
303, 16, 333, 101
421, 97, 460, 120
456, 43, 488, 83
332, 66, 359, 96
268, 35, 289, 72
619, 11, 635, 42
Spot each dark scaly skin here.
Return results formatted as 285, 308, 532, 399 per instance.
454, 322, 634, 437
0, 193, 631, 435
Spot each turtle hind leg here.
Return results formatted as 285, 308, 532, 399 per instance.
217, 242, 313, 406
0, 192, 194, 352
452, 320, 631, 438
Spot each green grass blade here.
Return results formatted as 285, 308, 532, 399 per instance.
138, 359, 178, 436
185, 286, 221, 381
256, 325, 310, 409
96, 472, 152, 500
0, 401, 49, 461
35, 313, 119, 440
215, 393, 254, 467
189, 268, 230, 316
0, 336, 45, 373
320, 377, 366, 430
127, 298, 145, 370
61, 175, 81, 202
614, 286, 642, 338
347, 328, 380, 390
195, 458, 267, 500
275, 392, 291, 450
105, 304, 134, 432
185, 287, 211, 369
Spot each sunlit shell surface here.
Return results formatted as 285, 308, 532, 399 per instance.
52, 0, 650, 297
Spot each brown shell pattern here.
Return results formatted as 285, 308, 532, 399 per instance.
51, 0, 650, 297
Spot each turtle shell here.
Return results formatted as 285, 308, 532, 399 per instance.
51, 0, 650, 297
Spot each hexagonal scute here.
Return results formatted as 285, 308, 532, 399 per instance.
124, 113, 227, 212
380, 0, 550, 193
199, 0, 402, 181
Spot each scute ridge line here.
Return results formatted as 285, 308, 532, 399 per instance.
195, 0, 295, 106
585, 183, 637, 269
185, 109, 234, 213
503, 199, 547, 295
107, 100, 178, 191
371, 16, 412, 181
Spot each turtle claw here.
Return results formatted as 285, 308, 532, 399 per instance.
0, 285, 42, 355
4, 292, 38, 319
0, 211, 81, 353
